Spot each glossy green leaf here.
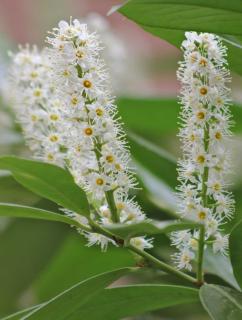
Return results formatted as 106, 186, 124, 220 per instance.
119, 1, 242, 36
1, 305, 42, 320
105, 220, 199, 238
229, 219, 242, 290
200, 284, 242, 320
33, 234, 134, 301
117, 98, 242, 134
204, 248, 240, 291
0, 219, 67, 316
117, 98, 180, 135
117, 1, 242, 76
0, 203, 80, 228
129, 132, 177, 188
135, 162, 178, 214
78, 284, 199, 320
0, 156, 89, 217
23, 268, 132, 319
0, 175, 39, 206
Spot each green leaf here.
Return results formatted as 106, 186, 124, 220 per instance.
33, 235, 134, 301
204, 248, 240, 291
0, 218, 67, 316
117, 1, 242, 76
23, 268, 132, 319
229, 219, 242, 290
119, 1, 242, 36
1, 305, 41, 320
0, 175, 40, 206
105, 220, 199, 238
0, 203, 80, 228
127, 132, 178, 214
77, 284, 199, 320
117, 97, 180, 135
135, 162, 178, 214
129, 132, 177, 188
118, 98, 242, 135
200, 284, 242, 320
0, 156, 89, 217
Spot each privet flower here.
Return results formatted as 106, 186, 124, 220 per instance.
10, 19, 152, 251
171, 32, 234, 270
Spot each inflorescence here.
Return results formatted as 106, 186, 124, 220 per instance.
10, 18, 153, 251
171, 32, 234, 271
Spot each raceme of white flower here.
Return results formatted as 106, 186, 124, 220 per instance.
171, 32, 234, 271
10, 19, 153, 252
9, 45, 65, 164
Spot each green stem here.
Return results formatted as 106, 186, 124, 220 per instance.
197, 124, 209, 284
197, 224, 205, 284
128, 243, 197, 285
91, 220, 197, 285
105, 190, 120, 223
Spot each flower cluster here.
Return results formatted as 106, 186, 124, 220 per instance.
10, 19, 152, 251
9, 45, 66, 165
171, 32, 234, 270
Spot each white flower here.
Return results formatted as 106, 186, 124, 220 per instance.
84, 232, 117, 252
10, 18, 152, 251
172, 249, 195, 271
172, 32, 234, 270
213, 233, 229, 255
130, 237, 153, 250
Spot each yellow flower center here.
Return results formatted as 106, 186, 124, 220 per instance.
216, 97, 223, 105
196, 155, 205, 164
198, 211, 207, 220
31, 115, 38, 122
96, 178, 104, 186
71, 97, 78, 106
115, 163, 122, 170
33, 89, 42, 97
76, 50, 84, 59
116, 202, 125, 210
84, 127, 93, 136
63, 69, 70, 77
47, 153, 54, 161
106, 155, 114, 163
83, 80, 92, 88
30, 71, 38, 78
75, 145, 81, 152
213, 183, 221, 191
199, 87, 208, 96
196, 111, 205, 120
96, 108, 104, 116
190, 134, 196, 142
50, 114, 59, 121
58, 44, 64, 51
199, 58, 207, 67
215, 131, 222, 140
49, 135, 59, 142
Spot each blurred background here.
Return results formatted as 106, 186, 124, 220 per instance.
0, 1, 242, 319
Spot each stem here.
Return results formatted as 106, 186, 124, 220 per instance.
197, 124, 209, 284
197, 225, 205, 284
93, 142, 120, 223
128, 243, 197, 285
105, 190, 120, 223
90, 220, 197, 285
89, 219, 117, 239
